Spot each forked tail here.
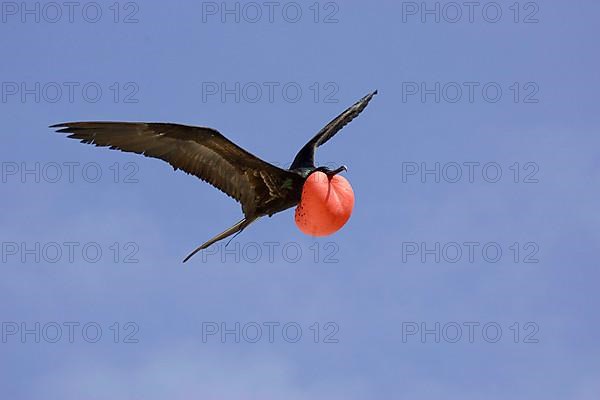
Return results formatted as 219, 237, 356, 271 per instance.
182, 217, 258, 263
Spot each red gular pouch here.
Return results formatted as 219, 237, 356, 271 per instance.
294, 171, 355, 237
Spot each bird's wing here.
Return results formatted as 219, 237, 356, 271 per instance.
290, 90, 377, 169
51, 122, 299, 216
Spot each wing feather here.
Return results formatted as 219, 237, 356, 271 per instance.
50, 122, 299, 216
290, 90, 377, 169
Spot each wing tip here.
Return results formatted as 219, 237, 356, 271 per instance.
366, 90, 378, 100
49, 122, 69, 130
49, 122, 83, 134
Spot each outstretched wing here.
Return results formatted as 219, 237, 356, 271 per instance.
290, 90, 377, 170
51, 122, 300, 216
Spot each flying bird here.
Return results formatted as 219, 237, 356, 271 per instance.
51, 90, 377, 262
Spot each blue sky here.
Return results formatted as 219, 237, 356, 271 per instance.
1, 1, 599, 398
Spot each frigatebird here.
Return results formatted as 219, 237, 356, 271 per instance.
51, 90, 377, 262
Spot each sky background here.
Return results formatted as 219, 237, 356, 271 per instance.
1, 0, 599, 398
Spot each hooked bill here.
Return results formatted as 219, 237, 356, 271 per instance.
294, 171, 354, 237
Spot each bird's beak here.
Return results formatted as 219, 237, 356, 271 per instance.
328, 165, 348, 176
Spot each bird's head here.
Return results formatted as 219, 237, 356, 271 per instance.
313, 164, 348, 177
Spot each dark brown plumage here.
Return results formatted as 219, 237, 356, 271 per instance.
50, 90, 377, 262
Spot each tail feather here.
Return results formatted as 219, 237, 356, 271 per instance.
182, 217, 258, 263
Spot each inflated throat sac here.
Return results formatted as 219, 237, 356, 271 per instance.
294, 171, 354, 237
